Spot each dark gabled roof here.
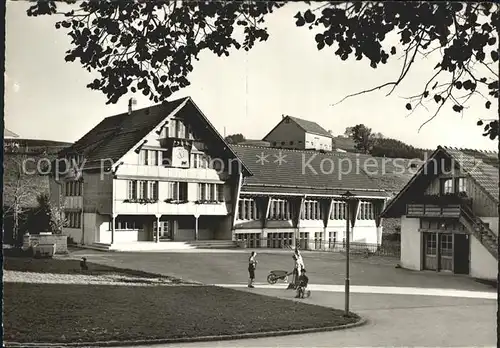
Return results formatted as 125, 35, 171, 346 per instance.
262, 115, 332, 140
352, 153, 424, 194
443, 146, 498, 201
287, 116, 332, 137
230, 145, 389, 198
382, 146, 499, 217
62, 97, 188, 168
59, 97, 251, 175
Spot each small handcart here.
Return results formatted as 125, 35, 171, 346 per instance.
267, 270, 293, 285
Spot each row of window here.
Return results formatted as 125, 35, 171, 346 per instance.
238, 199, 261, 220
440, 177, 467, 194
270, 199, 291, 220
113, 219, 139, 230
237, 199, 376, 221
426, 233, 453, 257
159, 118, 194, 140
65, 211, 81, 229
272, 140, 303, 147
65, 181, 82, 196
331, 202, 346, 220
126, 180, 224, 202
198, 183, 225, 201
127, 180, 159, 200
358, 201, 375, 220
301, 200, 322, 220
138, 149, 214, 169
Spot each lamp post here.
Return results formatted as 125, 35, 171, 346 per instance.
341, 190, 355, 316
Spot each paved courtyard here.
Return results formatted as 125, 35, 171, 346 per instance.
67, 248, 497, 347
68, 248, 495, 291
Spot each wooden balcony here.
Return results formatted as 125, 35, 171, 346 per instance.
406, 204, 462, 218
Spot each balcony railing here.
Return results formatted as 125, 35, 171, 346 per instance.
406, 204, 462, 218
406, 194, 472, 218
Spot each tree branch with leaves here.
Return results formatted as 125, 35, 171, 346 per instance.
27, 1, 498, 139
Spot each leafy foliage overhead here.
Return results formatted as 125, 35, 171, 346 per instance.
27, 1, 498, 139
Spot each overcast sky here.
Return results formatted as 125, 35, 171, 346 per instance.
5, 2, 497, 151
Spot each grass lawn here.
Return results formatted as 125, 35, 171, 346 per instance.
3, 256, 359, 344
4, 283, 358, 344
3, 256, 186, 282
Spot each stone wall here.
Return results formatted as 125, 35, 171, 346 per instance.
23, 233, 68, 254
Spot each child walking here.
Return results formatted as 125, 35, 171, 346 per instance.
295, 268, 310, 299
248, 251, 258, 288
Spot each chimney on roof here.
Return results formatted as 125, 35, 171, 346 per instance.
128, 97, 137, 115
282, 114, 286, 119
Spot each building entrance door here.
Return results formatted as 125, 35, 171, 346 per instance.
453, 234, 470, 275
154, 220, 174, 240
423, 232, 438, 270
423, 232, 456, 272
439, 233, 453, 271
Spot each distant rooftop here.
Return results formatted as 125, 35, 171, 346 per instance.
286, 116, 332, 138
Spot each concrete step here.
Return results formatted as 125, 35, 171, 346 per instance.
88, 243, 112, 251
82, 242, 196, 252
187, 240, 238, 249
110, 242, 196, 251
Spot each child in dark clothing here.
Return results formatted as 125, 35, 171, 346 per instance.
295, 269, 310, 299
248, 251, 258, 288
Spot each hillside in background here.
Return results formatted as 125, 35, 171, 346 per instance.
331, 136, 357, 152
371, 138, 428, 159
4, 138, 72, 155
332, 135, 429, 159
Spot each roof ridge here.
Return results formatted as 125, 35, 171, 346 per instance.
103, 96, 189, 120
232, 144, 427, 161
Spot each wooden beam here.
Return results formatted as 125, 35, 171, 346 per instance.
323, 198, 334, 229
231, 172, 243, 228
262, 197, 272, 228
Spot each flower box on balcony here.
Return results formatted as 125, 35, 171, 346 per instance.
195, 200, 223, 204
164, 199, 189, 204
123, 199, 158, 204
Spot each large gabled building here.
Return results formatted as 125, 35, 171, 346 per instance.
229, 145, 391, 248
262, 115, 334, 151
382, 146, 498, 281
51, 97, 404, 251
51, 97, 251, 249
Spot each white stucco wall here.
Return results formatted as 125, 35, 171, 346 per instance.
304, 132, 333, 151
82, 213, 100, 245
400, 215, 421, 270
470, 235, 497, 280
352, 219, 377, 244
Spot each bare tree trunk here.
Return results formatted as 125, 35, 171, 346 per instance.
13, 205, 19, 245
